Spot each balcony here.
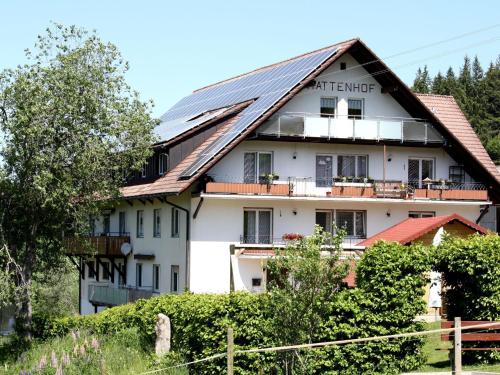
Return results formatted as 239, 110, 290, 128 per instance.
257, 113, 445, 144
88, 284, 156, 306
64, 233, 130, 257
238, 235, 364, 248
204, 176, 488, 202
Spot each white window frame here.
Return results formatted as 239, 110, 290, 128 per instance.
153, 264, 160, 292
243, 151, 273, 183
315, 154, 334, 187
136, 263, 143, 288
409, 211, 436, 218
136, 210, 144, 238
153, 209, 161, 238
159, 153, 169, 176
408, 157, 435, 188
243, 208, 273, 244
320, 97, 337, 118
335, 210, 366, 238
170, 265, 179, 293
337, 154, 368, 178
347, 98, 365, 119
119, 211, 126, 235
171, 208, 180, 238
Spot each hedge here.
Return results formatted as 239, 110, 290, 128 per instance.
33, 241, 431, 374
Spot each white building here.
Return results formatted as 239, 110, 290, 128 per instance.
66, 39, 500, 315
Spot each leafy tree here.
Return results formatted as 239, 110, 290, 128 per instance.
0, 24, 157, 339
431, 72, 447, 95
266, 226, 349, 373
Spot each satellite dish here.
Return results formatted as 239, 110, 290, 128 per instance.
121, 243, 132, 256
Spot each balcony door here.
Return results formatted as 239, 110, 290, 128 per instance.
408, 158, 434, 188
243, 209, 272, 244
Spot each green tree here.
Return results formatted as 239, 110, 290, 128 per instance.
412, 66, 432, 93
266, 226, 349, 373
431, 72, 447, 95
0, 24, 157, 339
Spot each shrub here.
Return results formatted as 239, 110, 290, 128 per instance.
435, 234, 500, 363
30, 241, 432, 374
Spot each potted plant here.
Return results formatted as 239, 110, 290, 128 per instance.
282, 233, 304, 241
259, 173, 279, 185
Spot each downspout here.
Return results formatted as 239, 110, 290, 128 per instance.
164, 198, 190, 291
78, 257, 82, 315
476, 204, 490, 224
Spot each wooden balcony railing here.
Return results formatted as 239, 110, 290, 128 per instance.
204, 177, 488, 202
64, 233, 130, 256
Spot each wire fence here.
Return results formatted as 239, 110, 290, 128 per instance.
137, 321, 500, 375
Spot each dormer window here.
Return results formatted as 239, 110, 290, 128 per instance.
159, 153, 169, 175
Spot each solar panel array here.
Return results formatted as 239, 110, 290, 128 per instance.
160, 47, 338, 179
155, 105, 234, 141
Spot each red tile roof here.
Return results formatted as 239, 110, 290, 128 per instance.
358, 214, 489, 247
416, 94, 500, 185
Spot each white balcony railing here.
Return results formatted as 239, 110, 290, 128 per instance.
258, 113, 445, 144
88, 284, 157, 306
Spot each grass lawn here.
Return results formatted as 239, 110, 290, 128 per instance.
412, 321, 500, 373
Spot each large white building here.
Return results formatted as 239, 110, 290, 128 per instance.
66, 39, 500, 315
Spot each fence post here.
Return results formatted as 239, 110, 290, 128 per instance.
227, 327, 234, 375
453, 316, 462, 375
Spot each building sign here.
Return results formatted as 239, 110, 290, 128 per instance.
310, 80, 376, 93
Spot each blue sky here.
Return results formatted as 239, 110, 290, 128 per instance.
1, 0, 499, 117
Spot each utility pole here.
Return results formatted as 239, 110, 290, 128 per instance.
227, 327, 234, 375
453, 317, 462, 375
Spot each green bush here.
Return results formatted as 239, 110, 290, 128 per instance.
435, 234, 500, 363
31, 241, 432, 374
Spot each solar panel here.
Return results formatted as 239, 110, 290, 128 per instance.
177, 47, 338, 178
155, 106, 234, 141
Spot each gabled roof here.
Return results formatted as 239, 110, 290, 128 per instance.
358, 214, 489, 247
416, 94, 500, 184
123, 39, 500, 198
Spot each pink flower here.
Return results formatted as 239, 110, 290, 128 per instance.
91, 337, 100, 351
62, 351, 71, 366
51, 350, 58, 368
38, 355, 47, 370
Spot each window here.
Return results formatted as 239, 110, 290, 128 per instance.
153, 209, 161, 238
89, 217, 96, 236
101, 261, 110, 280
409, 211, 436, 218
320, 97, 337, 117
449, 166, 465, 184
118, 263, 125, 286
136, 210, 144, 238
348, 99, 364, 119
316, 210, 333, 234
159, 153, 169, 175
316, 155, 333, 187
102, 214, 110, 235
141, 162, 147, 178
252, 278, 262, 287
408, 158, 435, 188
119, 212, 126, 235
87, 261, 96, 278
243, 209, 272, 244
340, 62, 347, 70
153, 264, 160, 291
171, 208, 180, 237
336, 211, 366, 238
170, 265, 179, 293
136, 263, 143, 288
337, 155, 368, 178
243, 152, 272, 183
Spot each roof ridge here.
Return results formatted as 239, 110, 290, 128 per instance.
414, 93, 454, 98
193, 38, 358, 93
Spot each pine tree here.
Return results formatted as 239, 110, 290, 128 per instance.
431, 72, 447, 95
412, 66, 431, 93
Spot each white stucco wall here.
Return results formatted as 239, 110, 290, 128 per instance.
189, 195, 482, 294
80, 194, 190, 315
